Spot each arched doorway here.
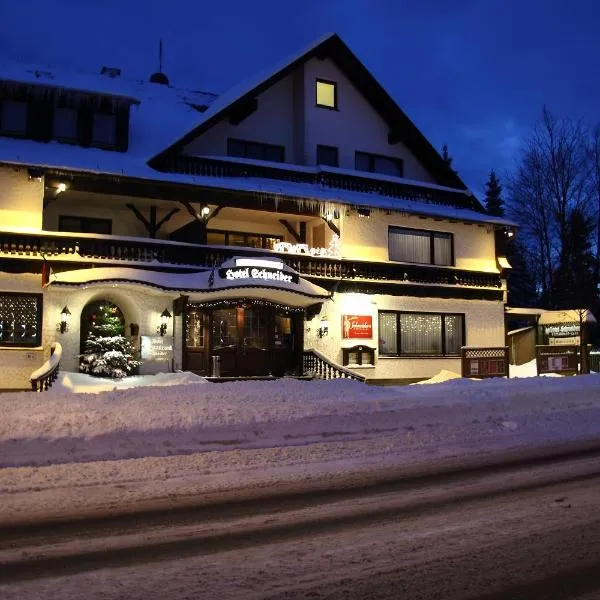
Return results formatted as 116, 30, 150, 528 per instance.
79, 300, 126, 354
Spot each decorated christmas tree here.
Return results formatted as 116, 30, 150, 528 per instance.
79, 302, 141, 378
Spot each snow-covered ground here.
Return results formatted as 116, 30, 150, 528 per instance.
2, 360, 600, 525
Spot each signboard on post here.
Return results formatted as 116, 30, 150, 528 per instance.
140, 335, 173, 374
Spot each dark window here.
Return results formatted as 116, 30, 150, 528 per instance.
355, 151, 403, 177
0, 100, 27, 135
378, 311, 464, 357
53, 107, 78, 142
207, 229, 283, 250
388, 226, 453, 266
0, 293, 43, 347
316, 79, 337, 109
92, 113, 117, 147
317, 144, 339, 167
59, 216, 112, 235
227, 138, 284, 163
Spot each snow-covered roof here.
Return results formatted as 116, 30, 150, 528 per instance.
48, 263, 331, 307
0, 57, 217, 172
538, 309, 597, 325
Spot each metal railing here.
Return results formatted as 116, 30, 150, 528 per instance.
30, 342, 62, 391
303, 349, 366, 382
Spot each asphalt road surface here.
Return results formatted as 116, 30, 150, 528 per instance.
2, 449, 600, 599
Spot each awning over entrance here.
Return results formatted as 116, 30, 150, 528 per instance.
48, 257, 331, 308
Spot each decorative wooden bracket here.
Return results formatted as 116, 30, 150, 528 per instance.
322, 216, 340, 237
279, 219, 302, 242
180, 201, 223, 223
126, 204, 179, 238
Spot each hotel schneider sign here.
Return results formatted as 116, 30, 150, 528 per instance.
219, 259, 299, 284
544, 323, 580, 345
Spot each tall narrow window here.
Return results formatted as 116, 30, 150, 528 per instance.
53, 107, 78, 142
0, 100, 27, 135
92, 113, 116, 147
316, 79, 337, 109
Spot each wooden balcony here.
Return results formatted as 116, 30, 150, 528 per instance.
0, 230, 503, 291
160, 156, 481, 212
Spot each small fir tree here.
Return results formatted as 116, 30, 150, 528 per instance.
80, 302, 140, 378
485, 169, 504, 216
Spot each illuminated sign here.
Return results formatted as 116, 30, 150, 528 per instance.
141, 335, 173, 361
218, 267, 299, 284
273, 234, 341, 258
342, 315, 373, 339
545, 324, 580, 337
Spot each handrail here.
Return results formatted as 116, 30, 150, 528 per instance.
30, 342, 62, 391
303, 348, 366, 382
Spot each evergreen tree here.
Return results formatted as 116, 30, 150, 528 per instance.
80, 302, 141, 378
485, 169, 505, 216
552, 208, 596, 309
505, 238, 539, 307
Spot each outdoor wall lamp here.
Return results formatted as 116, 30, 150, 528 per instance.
59, 305, 71, 333
318, 318, 329, 338
201, 205, 210, 219
158, 309, 172, 336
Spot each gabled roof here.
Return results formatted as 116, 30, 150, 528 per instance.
148, 33, 468, 191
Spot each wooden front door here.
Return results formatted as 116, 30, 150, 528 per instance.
185, 303, 303, 377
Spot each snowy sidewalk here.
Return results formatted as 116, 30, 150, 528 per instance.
2, 366, 600, 525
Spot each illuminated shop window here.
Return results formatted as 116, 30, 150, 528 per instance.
0, 293, 43, 347
378, 311, 463, 356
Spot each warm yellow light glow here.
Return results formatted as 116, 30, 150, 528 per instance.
57, 183, 67, 193
316, 80, 336, 108
201, 206, 210, 217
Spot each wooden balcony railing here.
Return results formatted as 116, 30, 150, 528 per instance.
303, 349, 366, 382
161, 156, 480, 211
0, 230, 503, 289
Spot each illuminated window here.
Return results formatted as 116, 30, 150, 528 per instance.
0, 293, 43, 347
388, 226, 453, 266
378, 311, 463, 357
316, 79, 337, 109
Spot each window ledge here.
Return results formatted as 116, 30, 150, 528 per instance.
346, 363, 375, 369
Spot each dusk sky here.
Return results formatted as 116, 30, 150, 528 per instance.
1, 0, 599, 197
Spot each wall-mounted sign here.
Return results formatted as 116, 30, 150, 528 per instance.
342, 315, 373, 339
141, 336, 173, 361
219, 267, 298, 284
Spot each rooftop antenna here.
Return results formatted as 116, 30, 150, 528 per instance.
149, 38, 170, 85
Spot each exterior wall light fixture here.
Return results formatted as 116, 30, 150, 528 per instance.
158, 309, 172, 336
201, 205, 210, 219
318, 317, 329, 338
57, 182, 68, 193
59, 305, 71, 333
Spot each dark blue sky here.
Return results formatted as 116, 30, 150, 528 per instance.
2, 0, 599, 196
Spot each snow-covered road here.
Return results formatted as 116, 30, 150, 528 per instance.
2, 448, 600, 599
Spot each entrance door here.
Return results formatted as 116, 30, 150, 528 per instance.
185, 303, 303, 377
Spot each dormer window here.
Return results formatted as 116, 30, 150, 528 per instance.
92, 113, 117, 147
316, 79, 337, 109
0, 100, 27, 136
53, 107, 78, 142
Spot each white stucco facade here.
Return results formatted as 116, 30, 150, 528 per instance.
0, 166, 44, 231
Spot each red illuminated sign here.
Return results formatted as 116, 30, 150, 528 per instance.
342, 315, 373, 339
